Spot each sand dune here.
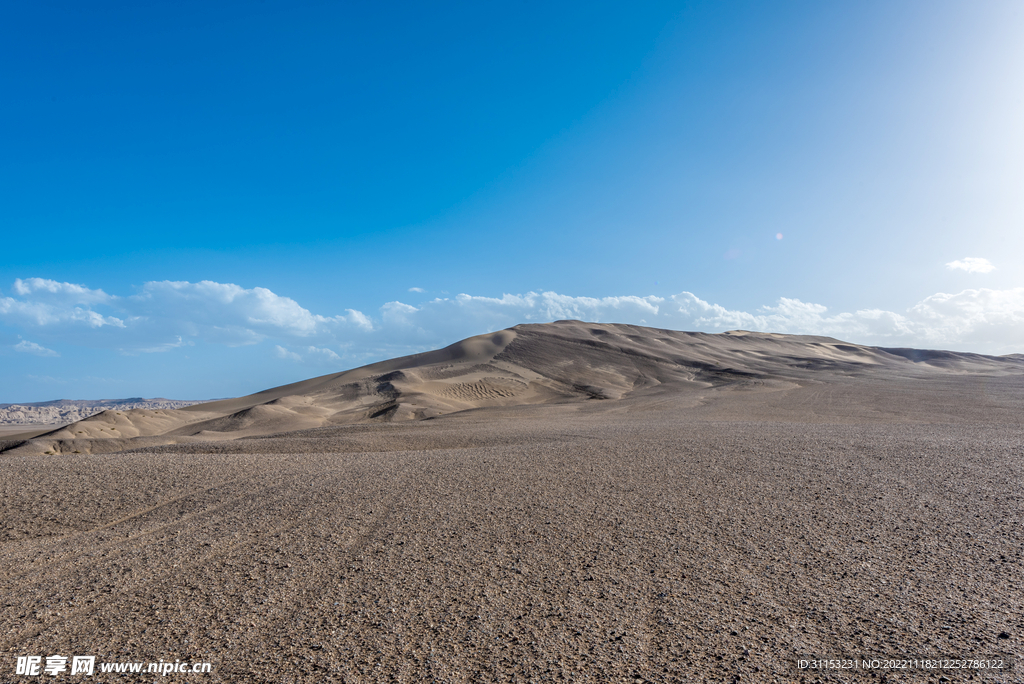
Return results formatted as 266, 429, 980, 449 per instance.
5, 321, 1023, 458
2, 321, 1023, 682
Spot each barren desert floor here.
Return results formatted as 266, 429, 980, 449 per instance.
2, 376, 1022, 683
0, 425, 62, 439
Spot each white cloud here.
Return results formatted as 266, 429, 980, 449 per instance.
408, 287, 425, 293
13, 277, 111, 304
14, 340, 59, 357
391, 292, 664, 336
946, 257, 996, 273
0, 295, 125, 329
2, 277, 1023, 360
304, 345, 342, 364
274, 344, 341, 365
670, 292, 875, 339
666, 289, 1023, 353
132, 281, 324, 337
0, 279, 373, 350
274, 345, 303, 362
382, 301, 420, 326
134, 336, 191, 354
908, 288, 1024, 348
344, 309, 373, 331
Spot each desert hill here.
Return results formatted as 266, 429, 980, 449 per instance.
0, 397, 207, 426
4, 320, 1023, 456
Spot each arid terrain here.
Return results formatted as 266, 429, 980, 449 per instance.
2, 321, 1022, 682
0, 399, 209, 429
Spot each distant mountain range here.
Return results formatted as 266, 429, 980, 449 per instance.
0, 398, 209, 425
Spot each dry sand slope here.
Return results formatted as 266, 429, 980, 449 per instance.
1, 321, 1023, 682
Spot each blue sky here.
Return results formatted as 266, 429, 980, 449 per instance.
2, 0, 1022, 402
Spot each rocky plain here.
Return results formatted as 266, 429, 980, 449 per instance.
2, 321, 1022, 682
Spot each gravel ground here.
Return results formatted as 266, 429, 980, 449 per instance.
2, 388, 1022, 683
